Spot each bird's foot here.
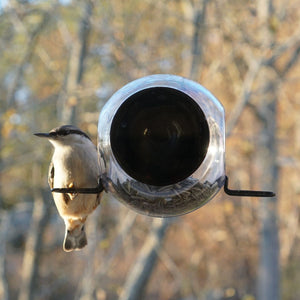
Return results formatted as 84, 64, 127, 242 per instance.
68, 182, 78, 199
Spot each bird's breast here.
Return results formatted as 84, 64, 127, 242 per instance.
53, 192, 101, 219
51, 142, 101, 219
52, 144, 99, 188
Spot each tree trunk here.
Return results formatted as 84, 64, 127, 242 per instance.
256, 1, 280, 298
118, 2, 209, 298
256, 95, 280, 300
0, 211, 10, 300
60, 0, 93, 125
18, 165, 51, 300
189, 0, 209, 80
119, 218, 170, 300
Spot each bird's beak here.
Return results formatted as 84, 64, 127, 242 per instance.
34, 132, 50, 138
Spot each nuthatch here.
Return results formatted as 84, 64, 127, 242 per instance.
35, 125, 102, 252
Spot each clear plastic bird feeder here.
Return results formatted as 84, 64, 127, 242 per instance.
98, 74, 226, 217
42, 75, 273, 216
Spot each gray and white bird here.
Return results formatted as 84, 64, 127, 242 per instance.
35, 125, 102, 252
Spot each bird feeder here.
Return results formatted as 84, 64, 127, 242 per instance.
97, 74, 274, 217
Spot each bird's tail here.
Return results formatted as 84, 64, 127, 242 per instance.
63, 228, 87, 252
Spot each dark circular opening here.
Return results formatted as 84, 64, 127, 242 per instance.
110, 87, 210, 186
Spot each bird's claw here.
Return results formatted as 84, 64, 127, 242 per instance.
68, 182, 78, 199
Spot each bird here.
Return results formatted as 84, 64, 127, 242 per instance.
34, 125, 102, 252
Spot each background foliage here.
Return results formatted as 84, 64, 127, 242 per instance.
0, 0, 300, 299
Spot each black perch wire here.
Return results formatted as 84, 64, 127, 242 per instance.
224, 176, 275, 197
51, 180, 105, 194
50, 176, 275, 197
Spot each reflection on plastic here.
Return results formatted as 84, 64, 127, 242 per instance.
98, 74, 225, 217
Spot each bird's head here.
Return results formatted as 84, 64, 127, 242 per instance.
34, 125, 92, 147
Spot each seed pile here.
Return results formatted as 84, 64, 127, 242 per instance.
113, 178, 222, 217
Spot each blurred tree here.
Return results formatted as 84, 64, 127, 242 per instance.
118, 1, 210, 299
58, 0, 94, 124
0, 0, 299, 299
0, 212, 9, 300
255, 0, 280, 299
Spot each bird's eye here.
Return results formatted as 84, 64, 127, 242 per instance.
67, 230, 71, 234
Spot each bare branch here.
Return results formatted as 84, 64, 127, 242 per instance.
226, 57, 263, 136
263, 31, 300, 69
6, 10, 50, 107
95, 210, 137, 278
280, 45, 300, 76
58, 0, 94, 124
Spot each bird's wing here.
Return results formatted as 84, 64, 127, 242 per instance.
48, 161, 54, 189
48, 161, 70, 204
